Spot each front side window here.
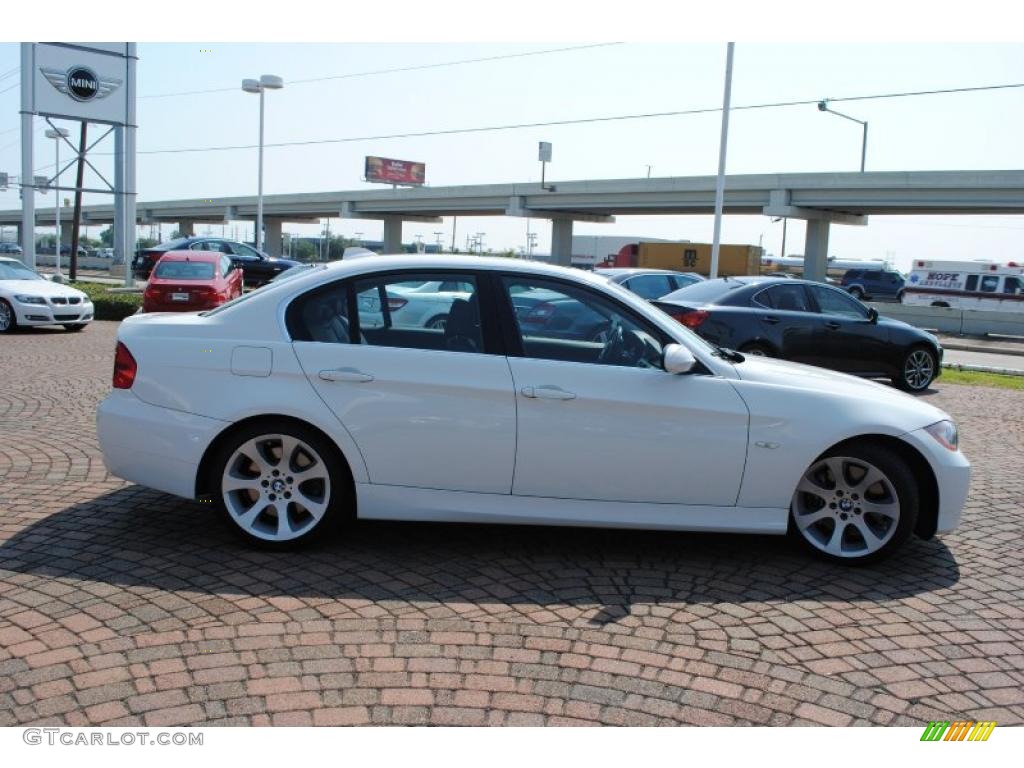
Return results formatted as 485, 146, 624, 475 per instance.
980, 275, 999, 292
623, 274, 674, 300
231, 243, 264, 260
1003, 276, 1023, 295
809, 285, 869, 319
356, 272, 483, 353
502, 277, 664, 369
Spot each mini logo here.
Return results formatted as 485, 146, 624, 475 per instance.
40, 66, 122, 102
921, 720, 996, 742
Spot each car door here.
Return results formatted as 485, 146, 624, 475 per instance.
498, 275, 749, 506
288, 270, 517, 494
226, 243, 268, 285
749, 284, 819, 364
807, 284, 888, 374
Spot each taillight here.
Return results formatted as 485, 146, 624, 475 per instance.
526, 302, 555, 322
386, 297, 408, 311
680, 310, 710, 329
113, 342, 137, 389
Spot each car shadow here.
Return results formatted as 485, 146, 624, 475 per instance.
0, 487, 960, 616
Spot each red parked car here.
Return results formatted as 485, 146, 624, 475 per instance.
142, 250, 242, 313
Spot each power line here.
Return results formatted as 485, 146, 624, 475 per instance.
104, 81, 1024, 157
138, 43, 625, 100
0, 66, 18, 82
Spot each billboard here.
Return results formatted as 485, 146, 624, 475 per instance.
365, 156, 426, 186
29, 43, 129, 125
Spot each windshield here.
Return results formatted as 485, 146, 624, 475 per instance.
154, 261, 215, 280
661, 277, 751, 304
0, 261, 43, 281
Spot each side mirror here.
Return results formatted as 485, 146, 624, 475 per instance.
663, 343, 697, 374
867, 307, 879, 324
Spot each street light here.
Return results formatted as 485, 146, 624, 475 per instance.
44, 127, 70, 278
817, 100, 868, 172
242, 74, 284, 253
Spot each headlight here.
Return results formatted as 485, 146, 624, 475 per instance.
925, 420, 958, 451
13, 294, 46, 305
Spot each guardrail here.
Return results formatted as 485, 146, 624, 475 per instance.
867, 301, 1024, 337
34, 254, 120, 270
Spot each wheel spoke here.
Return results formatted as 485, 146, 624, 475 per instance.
223, 472, 260, 493
797, 476, 830, 499
292, 488, 328, 520
237, 439, 273, 475
822, 457, 846, 489
851, 465, 886, 494
794, 508, 831, 529
276, 503, 295, 537
852, 518, 883, 552
824, 520, 847, 556
235, 499, 269, 530
291, 463, 328, 485
860, 499, 899, 520
278, 435, 300, 470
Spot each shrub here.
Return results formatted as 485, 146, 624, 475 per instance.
70, 282, 143, 321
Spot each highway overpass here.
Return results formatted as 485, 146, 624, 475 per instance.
4, 170, 1024, 281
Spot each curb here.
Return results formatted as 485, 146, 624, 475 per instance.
942, 362, 1024, 377
940, 341, 1024, 357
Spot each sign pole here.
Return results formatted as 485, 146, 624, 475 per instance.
69, 122, 87, 281
710, 42, 735, 280
20, 43, 35, 269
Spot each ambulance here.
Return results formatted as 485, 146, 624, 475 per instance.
901, 260, 1024, 311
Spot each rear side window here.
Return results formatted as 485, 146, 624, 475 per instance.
756, 284, 811, 312
980, 275, 999, 292
661, 278, 748, 304
966, 275, 979, 291
624, 274, 674, 300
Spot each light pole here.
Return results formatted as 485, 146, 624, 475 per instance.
818, 100, 868, 172
44, 127, 70, 279
433, 231, 444, 252
242, 74, 284, 253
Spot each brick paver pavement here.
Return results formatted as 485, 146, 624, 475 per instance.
1, 322, 1022, 726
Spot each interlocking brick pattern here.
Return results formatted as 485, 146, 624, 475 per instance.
1, 322, 1022, 726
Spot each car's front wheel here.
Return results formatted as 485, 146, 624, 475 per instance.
739, 342, 774, 357
0, 299, 16, 333
895, 346, 937, 392
212, 422, 350, 548
789, 442, 918, 564
848, 286, 864, 300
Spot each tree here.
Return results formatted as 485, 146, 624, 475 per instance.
292, 240, 317, 262
99, 226, 114, 246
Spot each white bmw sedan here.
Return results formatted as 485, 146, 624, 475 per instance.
96, 256, 970, 564
0, 256, 94, 333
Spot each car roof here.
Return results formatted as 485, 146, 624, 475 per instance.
314, 254, 617, 285
594, 268, 685, 276
159, 249, 221, 262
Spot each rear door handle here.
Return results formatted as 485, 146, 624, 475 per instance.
521, 385, 577, 401
319, 367, 374, 383
824, 321, 842, 330
762, 315, 780, 325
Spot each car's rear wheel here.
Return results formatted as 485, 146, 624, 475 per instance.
789, 443, 918, 564
425, 314, 448, 330
739, 342, 773, 357
894, 346, 937, 392
212, 422, 350, 548
848, 286, 864, 300
0, 299, 16, 333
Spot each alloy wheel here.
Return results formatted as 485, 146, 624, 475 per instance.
791, 456, 900, 559
903, 349, 935, 390
0, 301, 11, 331
221, 433, 332, 542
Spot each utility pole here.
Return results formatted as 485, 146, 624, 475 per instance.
709, 42, 735, 280
69, 123, 88, 281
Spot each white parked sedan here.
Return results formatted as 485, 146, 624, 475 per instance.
0, 256, 95, 333
96, 255, 970, 563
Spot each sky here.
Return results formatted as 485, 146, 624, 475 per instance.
0, 39, 1022, 269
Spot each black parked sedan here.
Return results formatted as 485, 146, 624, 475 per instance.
133, 237, 300, 287
653, 276, 943, 391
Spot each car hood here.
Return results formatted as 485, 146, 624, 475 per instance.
267, 257, 301, 268
0, 279, 90, 300
730, 355, 951, 432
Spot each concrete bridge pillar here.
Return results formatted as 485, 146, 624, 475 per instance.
551, 219, 574, 267
263, 218, 283, 257
177, 220, 195, 237
383, 217, 403, 254
803, 220, 830, 283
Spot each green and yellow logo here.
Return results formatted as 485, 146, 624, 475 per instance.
921, 721, 996, 741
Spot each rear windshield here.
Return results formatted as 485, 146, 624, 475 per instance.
661, 277, 751, 304
155, 261, 215, 280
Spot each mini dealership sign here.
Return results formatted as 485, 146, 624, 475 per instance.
365, 156, 426, 186
29, 44, 130, 124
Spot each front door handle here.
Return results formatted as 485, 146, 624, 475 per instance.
319, 367, 374, 383
521, 385, 576, 401
824, 321, 842, 330
762, 315, 780, 325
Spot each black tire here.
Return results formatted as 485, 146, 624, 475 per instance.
209, 420, 353, 549
788, 440, 919, 565
896, 290, 905, 303
425, 314, 448, 330
0, 298, 16, 334
848, 286, 864, 300
893, 345, 937, 392
739, 342, 774, 357
930, 301, 950, 308
63, 323, 87, 332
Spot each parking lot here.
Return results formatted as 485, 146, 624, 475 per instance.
1, 321, 1022, 727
